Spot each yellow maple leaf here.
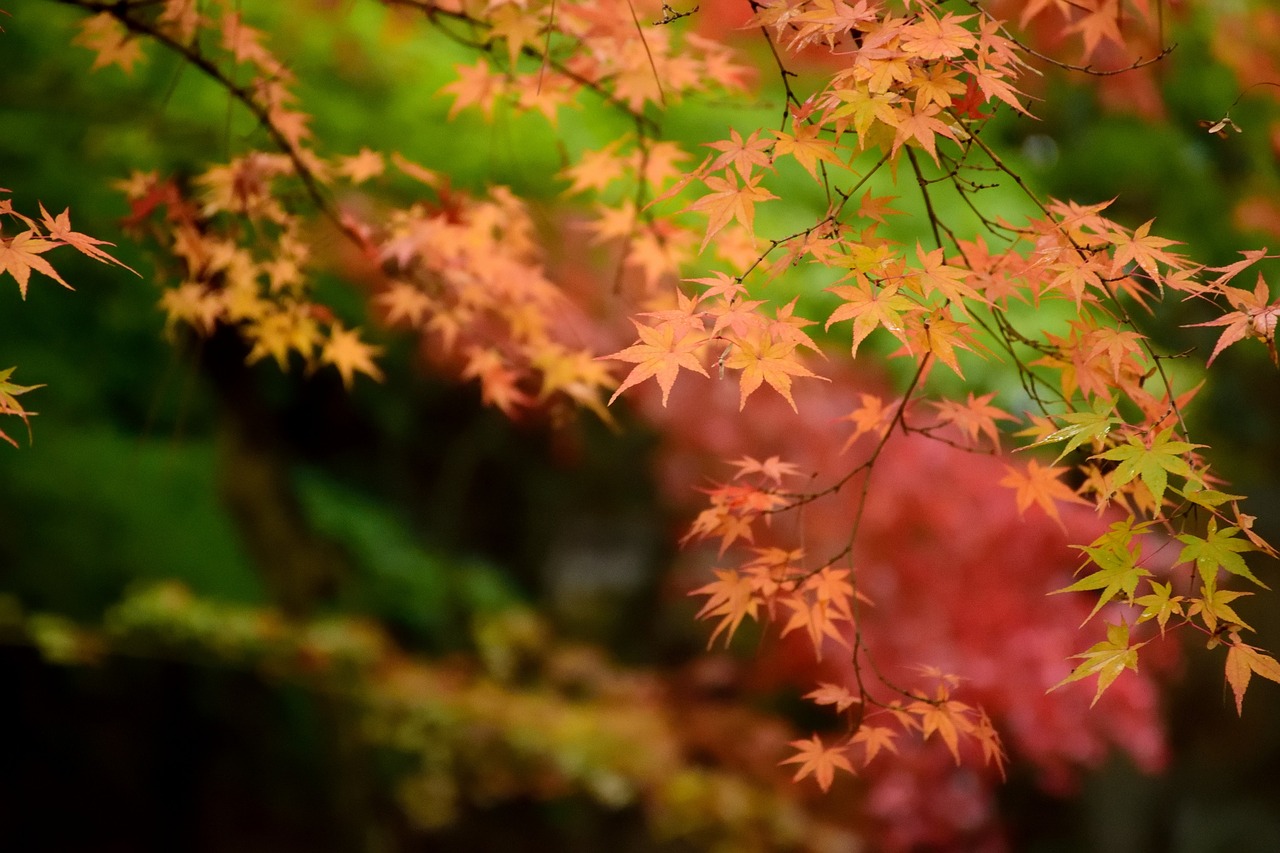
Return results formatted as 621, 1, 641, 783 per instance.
320, 324, 384, 389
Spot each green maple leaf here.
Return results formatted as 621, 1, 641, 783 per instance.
1055, 538, 1150, 625
1093, 428, 1203, 510
1177, 518, 1265, 589
1027, 408, 1121, 464
1050, 621, 1144, 707
1133, 580, 1183, 635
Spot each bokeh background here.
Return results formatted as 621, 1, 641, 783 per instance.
3, 1, 1280, 850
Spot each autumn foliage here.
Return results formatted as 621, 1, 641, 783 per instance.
6, 0, 1280, 847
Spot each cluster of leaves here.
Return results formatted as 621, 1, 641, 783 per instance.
5, 582, 859, 849
28, 0, 1280, 827
0, 189, 131, 444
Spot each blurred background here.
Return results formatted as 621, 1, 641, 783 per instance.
3, 1, 1280, 850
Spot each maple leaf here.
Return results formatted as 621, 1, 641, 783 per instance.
1176, 518, 1264, 589
74, 12, 145, 73
588, 199, 638, 245
461, 347, 533, 416
0, 366, 43, 448
1111, 219, 1184, 282
1024, 408, 1120, 463
336, 148, 385, 184
389, 152, 440, 187
1051, 621, 1145, 707
1134, 581, 1183, 636
688, 271, 747, 303
1055, 535, 1150, 624
917, 309, 974, 377
1187, 585, 1253, 635
771, 123, 844, 180
531, 342, 617, 424
685, 171, 778, 251
1093, 428, 1203, 510
38, 205, 135, 273
779, 735, 854, 792
487, 3, 544, 70
930, 392, 1016, 450
722, 337, 824, 412
0, 229, 70, 297
706, 128, 774, 180
972, 710, 1007, 779
602, 320, 709, 407
1225, 638, 1280, 715
690, 568, 760, 648
729, 455, 801, 485
890, 103, 960, 165
561, 140, 630, 196
827, 82, 901, 142
911, 64, 967, 112
962, 60, 1032, 117
913, 243, 980, 306
245, 306, 321, 369
1186, 274, 1280, 365
707, 297, 767, 339
639, 289, 708, 340
442, 58, 505, 120
779, 568, 855, 658
839, 393, 899, 451
850, 725, 898, 766
377, 282, 433, 327
907, 690, 974, 763
900, 12, 975, 60
826, 278, 917, 358
855, 190, 902, 224
999, 459, 1090, 525
805, 682, 860, 713
1205, 248, 1272, 290
766, 297, 822, 354
158, 0, 201, 43
320, 324, 384, 389
1066, 1, 1125, 61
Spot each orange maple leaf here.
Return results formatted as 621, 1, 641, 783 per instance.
320, 324, 384, 389
1111, 219, 1185, 281
335, 148, 385, 184
780, 735, 854, 792
839, 392, 899, 451
907, 691, 974, 764
603, 320, 709, 406
0, 229, 70, 298
850, 724, 899, 766
729, 454, 801, 484
722, 337, 825, 411
1225, 637, 1280, 715
900, 11, 975, 60
770, 122, 845, 180
826, 278, 917, 357
685, 171, 778, 250
690, 568, 760, 648
930, 391, 1016, 449
74, 12, 144, 73
0, 366, 42, 448
1186, 274, 1279, 365
1000, 458, 1091, 525
890, 103, 960, 165
779, 568, 856, 658
804, 682, 861, 713
39, 205, 135, 273
706, 128, 774, 180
